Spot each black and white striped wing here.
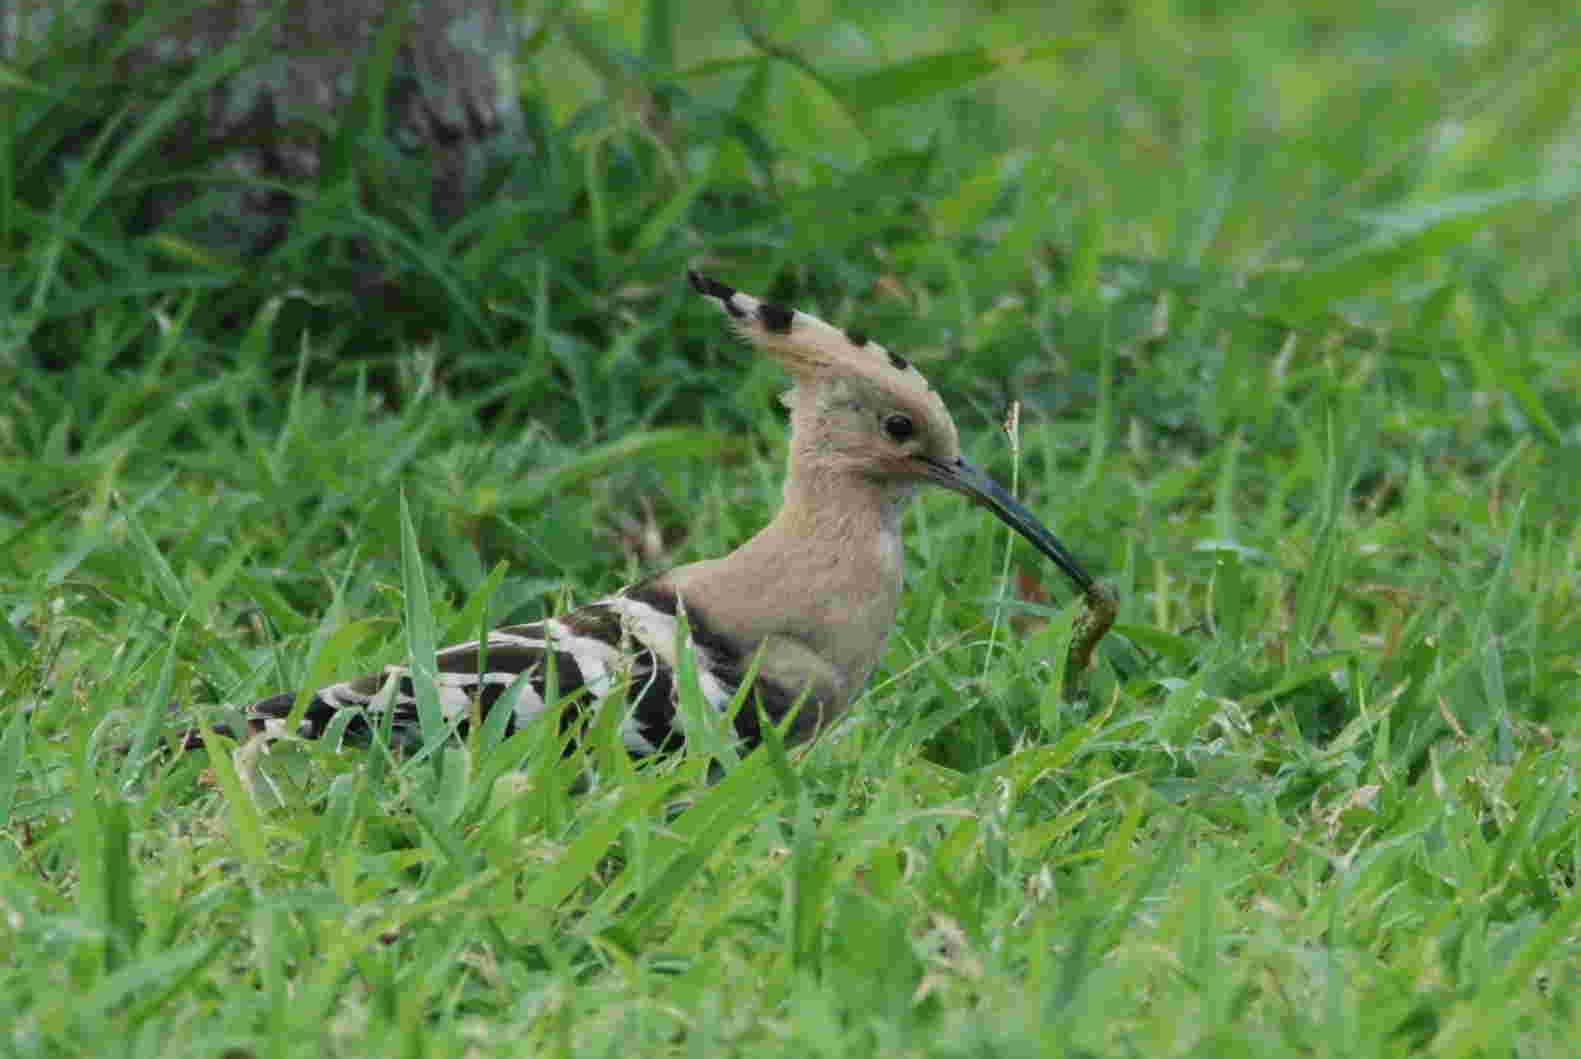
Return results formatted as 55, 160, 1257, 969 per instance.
247, 584, 794, 754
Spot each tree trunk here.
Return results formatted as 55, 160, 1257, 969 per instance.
6, 0, 517, 252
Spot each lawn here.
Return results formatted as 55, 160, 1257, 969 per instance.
3, 1, 1580, 1055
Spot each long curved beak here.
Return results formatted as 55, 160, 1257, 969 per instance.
921, 457, 1095, 595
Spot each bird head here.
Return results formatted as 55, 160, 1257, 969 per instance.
688, 269, 1094, 595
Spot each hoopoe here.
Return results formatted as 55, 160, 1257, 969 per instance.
246, 271, 1115, 754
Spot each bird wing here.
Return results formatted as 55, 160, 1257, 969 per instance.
246, 583, 798, 754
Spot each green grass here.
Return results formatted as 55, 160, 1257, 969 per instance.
3, 1, 1581, 1054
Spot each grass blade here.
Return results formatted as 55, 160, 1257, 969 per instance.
399, 489, 445, 752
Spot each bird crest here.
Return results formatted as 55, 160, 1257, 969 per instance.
687, 270, 962, 482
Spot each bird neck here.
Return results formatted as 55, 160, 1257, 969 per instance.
662, 464, 917, 712
775, 462, 917, 542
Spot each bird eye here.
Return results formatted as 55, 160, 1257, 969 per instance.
883, 414, 915, 443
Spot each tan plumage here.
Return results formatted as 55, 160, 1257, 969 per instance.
248, 270, 1113, 752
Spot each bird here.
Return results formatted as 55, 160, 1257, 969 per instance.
243, 270, 1114, 756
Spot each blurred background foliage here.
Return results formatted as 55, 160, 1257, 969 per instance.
8, 0, 1578, 431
